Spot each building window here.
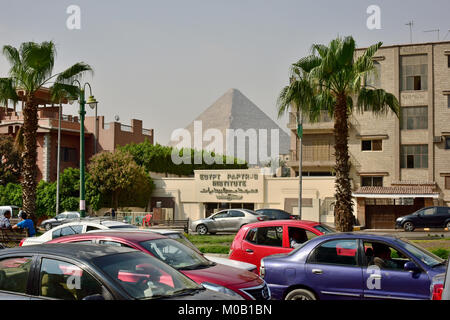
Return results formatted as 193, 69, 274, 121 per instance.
61, 147, 77, 163
447, 95, 450, 108
361, 176, 383, 187
366, 61, 381, 88
401, 106, 428, 130
446, 177, 450, 190
446, 137, 450, 150
400, 145, 428, 168
361, 139, 382, 151
400, 55, 428, 91
448, 55, 450, 68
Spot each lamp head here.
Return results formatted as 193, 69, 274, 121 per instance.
87, 95, 98, 109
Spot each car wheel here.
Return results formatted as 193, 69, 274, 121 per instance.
285, 288, 316, 301
44, 223, 52, 231
196, 224, 208, 235
446, 221, 450, 230
403, 221, 415, 232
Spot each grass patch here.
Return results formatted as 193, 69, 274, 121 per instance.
186, 234, 235, 245
197, 245, 230, 254
430, 248, 449, 260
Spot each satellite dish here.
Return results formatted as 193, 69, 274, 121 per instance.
114, 115, 120, 122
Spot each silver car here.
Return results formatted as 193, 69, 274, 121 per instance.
191, 209, 268, 235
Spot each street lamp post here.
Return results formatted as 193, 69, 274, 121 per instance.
72, 80, 98, 218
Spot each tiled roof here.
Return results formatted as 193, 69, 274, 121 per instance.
355, 185, 438, 195
391, 181, 436, 186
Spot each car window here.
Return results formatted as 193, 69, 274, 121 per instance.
70, 240, 94, 245
229, 210, 245, 218
422, 208, 436, 216
363, 241, 413, 271
58, 214, 67, 219
99, 240, 131, 248
313, 225, 335, 234
246, 226, 283, 247
0, 257, 33, 294
212, 211, 228, 219
86, 226, 101, 232
68, 213, 79, 219
288, 227, 317, 248
60, 226, 79, 237
39, 258, 106, 300
309, 239, 358, 266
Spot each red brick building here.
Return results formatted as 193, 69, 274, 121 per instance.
0, 88, 154, 182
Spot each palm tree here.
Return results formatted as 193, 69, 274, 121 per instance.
0, 41, 92, 223
277, 58, 318, 218
303, 36, 399, 231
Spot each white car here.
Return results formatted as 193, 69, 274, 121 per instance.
86, 228, 257, 272
20, 219, 137, 246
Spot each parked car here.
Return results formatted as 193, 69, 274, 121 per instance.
89, 228, 258, 273
20, 220, 137, 246
0, 243, 239, 300
191, 209, 268, 235
395, 206, 450, 231
40, 211, 81, 231
229, 220, 334, 272
255, 209, 297, 220
49, 231, 270, 300
260, 233, 447, 300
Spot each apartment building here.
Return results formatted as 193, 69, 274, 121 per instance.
0, 88, 154, 182
287, 41, 450, 229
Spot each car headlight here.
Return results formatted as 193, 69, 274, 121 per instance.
396, 217, 403, 222
201, 282, 244, 299
260, 259, 265, 278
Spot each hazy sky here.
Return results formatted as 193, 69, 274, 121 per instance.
1, 0, 449, 144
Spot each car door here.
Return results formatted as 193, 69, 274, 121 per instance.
436, 207, 450, 227
420, 207, 438, 227
305, 239, 363, 300
361, 240, 431, 300
226, 210, 246, 231
209, 211, 229, 231
240, 225, 290, 269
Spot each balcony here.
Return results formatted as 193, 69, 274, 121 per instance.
286, 146, 336, 169
287, 111, 334, 133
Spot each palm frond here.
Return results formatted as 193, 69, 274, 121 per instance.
54, 62, 93, 85
50, 83, 80, 103
356, 88, 399, 116
0, 78, 19, 106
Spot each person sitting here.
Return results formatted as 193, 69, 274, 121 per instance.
12, 212, 36, 237
369, 244, 397, 269
290, 228, 308, 248
0, 211, 12, 229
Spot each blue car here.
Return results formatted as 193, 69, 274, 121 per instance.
260, 233, 446, 300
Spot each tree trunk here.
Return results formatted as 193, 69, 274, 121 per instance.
21, 95, 38, 226
333, 94, 354, 232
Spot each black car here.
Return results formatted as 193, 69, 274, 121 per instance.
255, 208, 297, 220
0, 243, 240, 300
395, 206, 450, 232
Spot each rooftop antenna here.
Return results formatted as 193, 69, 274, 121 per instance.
443, 30, 450, 40
423, 29, 440, 41
406, 21, 414, 43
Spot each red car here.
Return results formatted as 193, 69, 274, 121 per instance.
48, 231, 270, 300
229, 220, 334, 272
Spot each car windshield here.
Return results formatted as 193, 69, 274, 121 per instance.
396, 239, 444, 267
140, 238, 214, 270
164, 233, 202, 254
314, 225, 335, 234
93, 251, 202, 300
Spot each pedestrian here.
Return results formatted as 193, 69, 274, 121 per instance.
12, 211, 36, 237
111, 208, 116, 220
0, 211, 12, 229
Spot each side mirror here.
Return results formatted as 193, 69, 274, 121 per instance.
404, 261, 420, 272
82, 294, 105, 301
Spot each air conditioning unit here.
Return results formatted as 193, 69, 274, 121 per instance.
433, 136, 442, 143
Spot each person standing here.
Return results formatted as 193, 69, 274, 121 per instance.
111, 208, 116, 220
0, 211, 12, 229
12, 212, 36, 237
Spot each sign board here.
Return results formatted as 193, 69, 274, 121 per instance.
195, 169, 264, 203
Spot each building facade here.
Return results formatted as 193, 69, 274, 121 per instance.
287, 41, 450, 229
0, 88, 154, 182
150, 169, 336, 224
